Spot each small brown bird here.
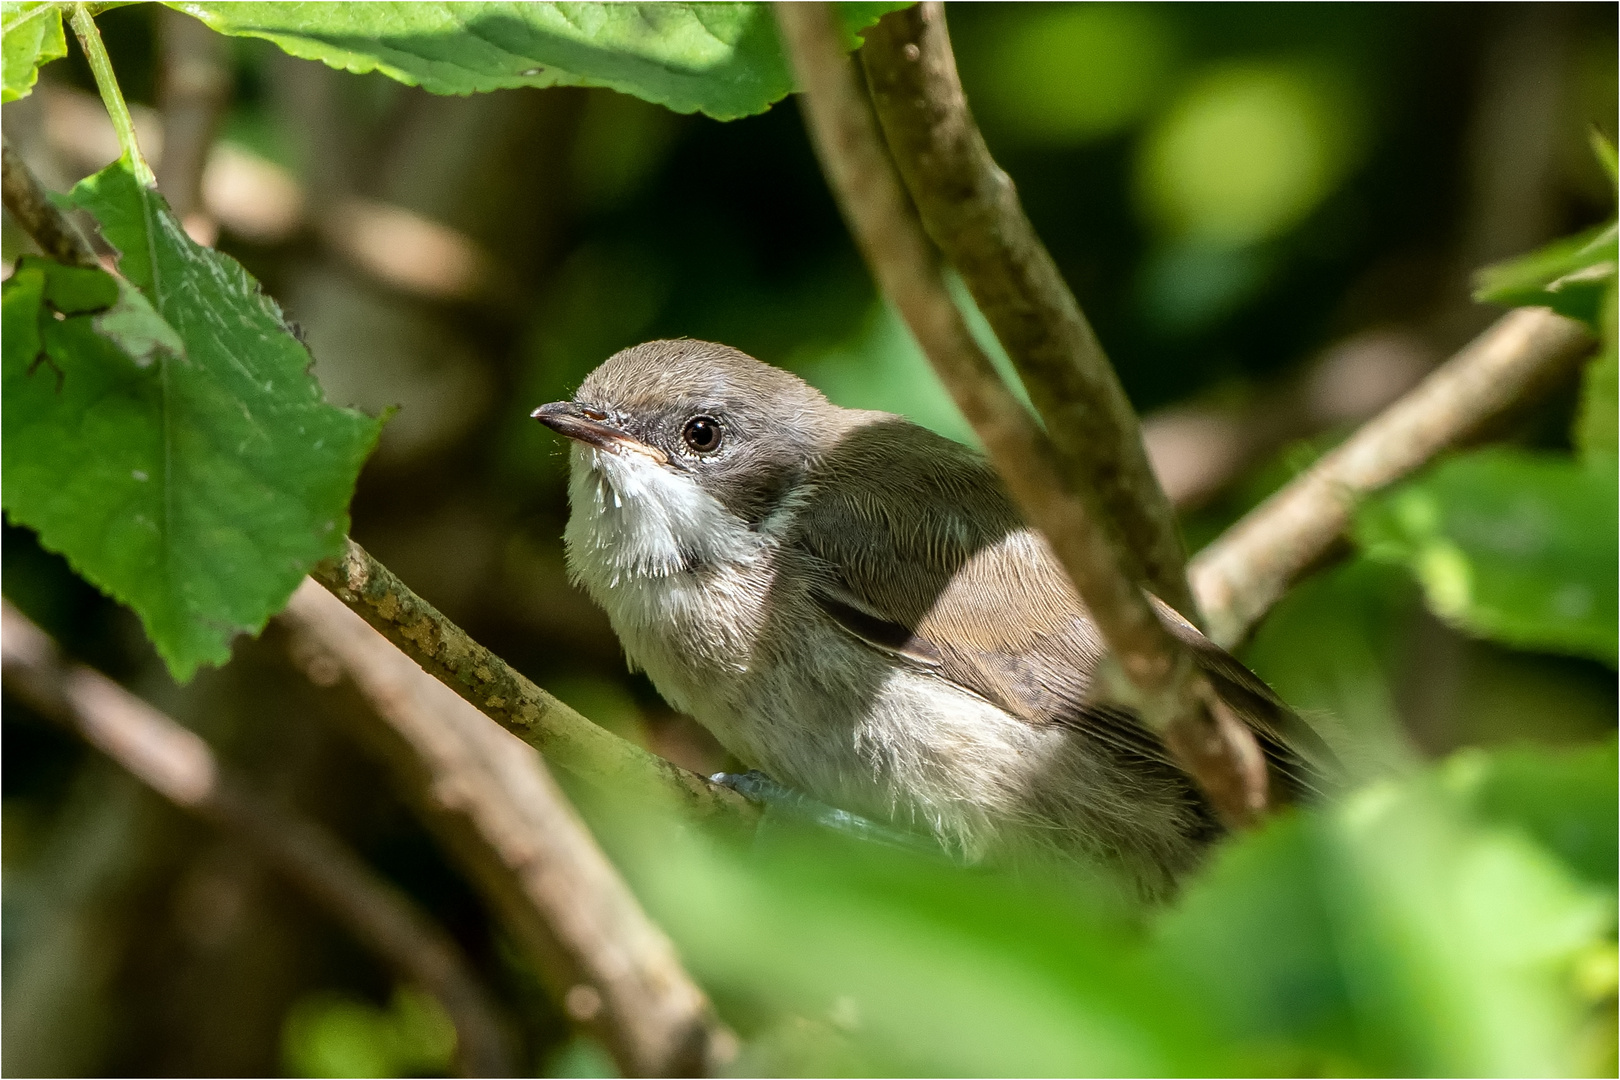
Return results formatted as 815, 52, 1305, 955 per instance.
535, 340, 1333, 897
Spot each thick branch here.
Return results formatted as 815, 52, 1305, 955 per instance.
776, 4, 1269, 825
312, 538, 757, 827
0, 601, 514, 1078
859, 3, 1195, 618
280, 581, 734, 1077
1, 135, 98, 267
1191, 306, 1593, 648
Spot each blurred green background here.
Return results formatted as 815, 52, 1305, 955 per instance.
2, 2, 1615, 1075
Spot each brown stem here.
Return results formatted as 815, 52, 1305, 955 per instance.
0, 600, 515, 1078
2, 134, 98, 267
1190, 306, 1593, 648
858, 3, 1195, 619
775, 3, 1268, 826
279, 581, 736, 1077
312, 538, 757, 827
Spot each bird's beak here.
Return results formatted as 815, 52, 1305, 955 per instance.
531, 401, 668, 464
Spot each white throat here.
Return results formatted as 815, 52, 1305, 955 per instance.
563, 444, 763, 589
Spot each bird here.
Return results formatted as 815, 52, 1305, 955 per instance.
533, 339, 1334, 898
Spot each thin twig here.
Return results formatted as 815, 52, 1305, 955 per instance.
68, 4, 155, 186
1191, 306, 1593, 648
156, 5, 232, 224
776, 3, 1270, 826
312, 538, 758, 827
0, 601, 515, 1078
2, 135, 98, 267
859, 2, 1195, 619
280, 581, 736, 1077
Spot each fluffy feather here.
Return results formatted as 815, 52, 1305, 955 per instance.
549, 339, 1334, 898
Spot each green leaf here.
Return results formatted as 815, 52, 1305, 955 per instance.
2, 162, 381, 679
1442, 741, 1618, 891
2, 260, 46, 369
1592, 129, 1618, 188
1574, 283, 1618, 463
1157, 771, 1612, 1076
609, 810, 1221, 1077
1, 1, 65, 103
1473, 221, 1618, 328
36, 259, 119, 313
165, 1, 911, 120
7, 253, 185, 369
1355, 448, 1618, 665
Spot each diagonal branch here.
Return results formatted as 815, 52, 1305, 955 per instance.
1191, 305, 1593, 648
2, 135, 99, 267
776, 3, 1270, 827
279, 581, 736, 1077
312, 538, 757, 826
0, 600, 515, 1079
858, 2, 1195, 619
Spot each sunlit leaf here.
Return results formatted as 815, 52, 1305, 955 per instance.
1, 1, 65, 103
1593, 129, 1618, 188
1442, 741, 1618, 892
1574, 284, 1618, 463
281, 988, 456, 1079
1355, 448, 1618, 665
1157, 772, 1612, 1076
2, 161, 381, 679
12, 256, 188, 369
1473, 222, 1618, 328
610, 815, 1221, 1077
165, 1, 912, 120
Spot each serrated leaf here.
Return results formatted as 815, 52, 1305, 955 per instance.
165, 1, 912, 120
2, 161, 381, 680
1473, 221, 1618, 328
1354, 448, 1618, 665
1, 0, 65, 103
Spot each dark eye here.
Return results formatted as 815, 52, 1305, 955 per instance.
682, 415, 723, 454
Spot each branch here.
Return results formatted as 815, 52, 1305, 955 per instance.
312, 538, 757, 826
858, 2, 1195, 619
2, 135, 98, 267
279, 581, 736, 1077
775, 4, 1270, 826
1191, 306, 1593, 648
156, 5, 232, 229
0, 601, 515, 1078
68, 4, 156, 186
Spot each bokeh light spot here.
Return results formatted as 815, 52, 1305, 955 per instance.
979, 4, 1177, 145
1137, 63, 1359, 245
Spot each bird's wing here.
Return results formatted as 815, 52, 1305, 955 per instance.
792, 416, 1330, 801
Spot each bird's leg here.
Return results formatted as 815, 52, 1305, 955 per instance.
711, 770, 950, 858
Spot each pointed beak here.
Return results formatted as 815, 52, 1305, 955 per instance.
531, 401, 668, 464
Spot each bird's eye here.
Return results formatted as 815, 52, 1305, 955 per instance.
682, 415, 723, 454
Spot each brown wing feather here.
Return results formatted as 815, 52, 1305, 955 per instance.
795, 414, 1332, 803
